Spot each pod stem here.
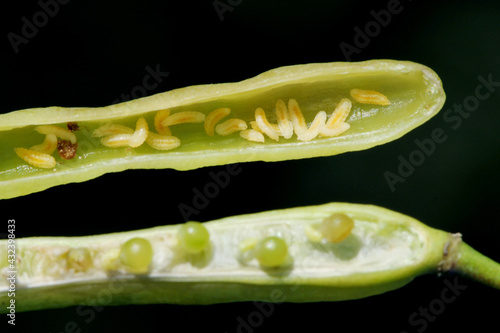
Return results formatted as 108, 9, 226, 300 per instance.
454, 241, 500, 290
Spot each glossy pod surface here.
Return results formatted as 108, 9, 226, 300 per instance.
0, 60, 445, 199
0, 203, 474, 313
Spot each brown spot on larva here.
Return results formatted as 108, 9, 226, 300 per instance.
57, 140, 78, 160
67, 122, 80, 132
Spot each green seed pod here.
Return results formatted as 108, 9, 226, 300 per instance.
1, 203, 497, 313
0, 60, 445, 199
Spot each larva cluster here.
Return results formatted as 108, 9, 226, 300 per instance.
14, 89, 389, 168
14, 124, 79, 169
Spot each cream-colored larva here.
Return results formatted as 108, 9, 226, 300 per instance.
319, 98, 352, 137
350, 89, 390, 106
239, 129, 265, 143
154, 109, 172, 136
325, 98, 352, 128
30, 134, 58, 154
215, 118, 247, 136
100, 134, 133, 147
297, 111, 327, 142
145, 131, 181, 150
205, 108, 231, 136
161, 111, 206, 127
250, 121, 281, 135
91, 124, 134, 137
35, 125, 77, 144
275, 99, 293, 139
255, 107, 280, 141
129, 117, 148, 148
319, 122, 350, 137
14, 147, 57, 169
288, 99, 308, 136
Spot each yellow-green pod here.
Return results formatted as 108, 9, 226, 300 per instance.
0, 60, 445, 199
0, 202, 497, 313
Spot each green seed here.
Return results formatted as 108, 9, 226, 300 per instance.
178, 222, 210, 254
120, 237, 153, 273
320, 213, 355, 243
66, 248, 92, 272
254, 236, 288, 268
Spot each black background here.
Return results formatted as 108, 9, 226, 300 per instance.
1, 0, 499, 332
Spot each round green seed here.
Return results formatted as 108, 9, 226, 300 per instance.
66, 248, 92, 272
120, 237, 153, 273
320, 213, 354, 243
178, 222, 210, 254
254, 236, 288, 268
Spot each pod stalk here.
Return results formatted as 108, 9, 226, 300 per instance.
455, 242, 500, 290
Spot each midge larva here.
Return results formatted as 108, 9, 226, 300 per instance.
325, 98, 352, 129
35, 125, 77, 144
297, 110, 327, 142
145, 131, 181, 151
275, 99, 293, 139
255, 107, 280, 141
350, 88, 391, 106
101, 133, 133, 148
215, 118, 247, 136
1, 60, 446, 198
30, 133, 58, 154
161, 111, 206, 127
4, 202, 499, 312
240, 129, 265, 143
154, 109, 172, 136
129, 117, 148, 148
14, 148, 57, 169
205, 107, 231, 136
91, 123, 134, 137
288, 98, 308, 135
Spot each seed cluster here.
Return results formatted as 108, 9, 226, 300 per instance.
14, 123, 79, 169
21, 214, 355, 280
14, 89, 389, 168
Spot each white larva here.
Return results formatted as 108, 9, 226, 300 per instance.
350, 88, 390, 105
255, 107, 280, 141
14, 147, 57, 169
276, 99, 293, 139
215, 118, 247, 136
145, 131, 181, 150
205, 108, 231, 136
35, 125, 77, 144
91, 124, 134, 137
30, 134, 58, 155
161, 111, 206, 127
239, 129, 265, 143
128, 117, 148, 148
